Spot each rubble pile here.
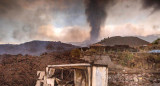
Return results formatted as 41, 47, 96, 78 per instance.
109, 72, 160, 86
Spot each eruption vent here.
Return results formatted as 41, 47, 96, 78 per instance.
84, 0, 109, 42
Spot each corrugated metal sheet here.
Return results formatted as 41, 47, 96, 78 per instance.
149, 50, 160, 53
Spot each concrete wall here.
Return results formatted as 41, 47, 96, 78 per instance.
92, 66, 108, 86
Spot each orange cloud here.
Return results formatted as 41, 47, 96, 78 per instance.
62, 26, 90, 42
36, 25, 90, 42
100, 23, 160, 39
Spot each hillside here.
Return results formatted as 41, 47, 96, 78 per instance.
0, 40, 78, 56
98, 36, 149, 46
0, 52, 86, 86
137, 34, 160, 43
152, 38, 160, 44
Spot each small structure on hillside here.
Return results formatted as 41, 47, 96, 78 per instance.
35, 63, 108, 86
90, 43, 135, 52
90, 43, 106, 52
79, 47, 90, 52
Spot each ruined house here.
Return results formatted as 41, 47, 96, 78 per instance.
35, 63, 108, 86
90, 44, 105, 52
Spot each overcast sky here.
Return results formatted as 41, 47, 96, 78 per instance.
0, 0, 160, 44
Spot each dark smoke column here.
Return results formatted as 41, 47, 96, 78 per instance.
143, 0, 160, 11
85, 0, 108, 42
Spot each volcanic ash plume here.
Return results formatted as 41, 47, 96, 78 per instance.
143, 0, 160, 11
84, 0, 109, 42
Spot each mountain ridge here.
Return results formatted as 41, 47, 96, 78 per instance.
0, 40, 78, 56
97, 36, 149, 46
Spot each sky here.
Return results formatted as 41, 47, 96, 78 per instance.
0, 0, 160, 44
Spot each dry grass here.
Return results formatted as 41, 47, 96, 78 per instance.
108, 51, 160, 69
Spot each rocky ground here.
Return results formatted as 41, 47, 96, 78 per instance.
82, 54, 160, 86
0, 52, 86, 86
0, 49, 160, 86
109, 72, 160, 86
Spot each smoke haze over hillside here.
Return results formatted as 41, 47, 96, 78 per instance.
0, 0, 160, 44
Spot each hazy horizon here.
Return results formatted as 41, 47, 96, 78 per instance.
0, 0, 160, 44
